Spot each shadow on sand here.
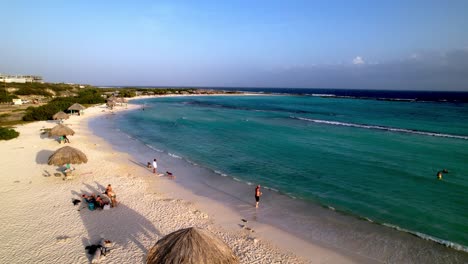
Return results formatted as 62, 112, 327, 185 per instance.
36, 150, 55, 164
129, 159, 150, 170
72, 183, 161, 261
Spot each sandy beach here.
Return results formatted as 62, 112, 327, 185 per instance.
0, 101, 363, 264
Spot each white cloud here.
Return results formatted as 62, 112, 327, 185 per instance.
352, 56, 365, 65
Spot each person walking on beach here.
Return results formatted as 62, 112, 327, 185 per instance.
255, 185, 262, 208
63, 135, 70, 143
152, 159, 158, 174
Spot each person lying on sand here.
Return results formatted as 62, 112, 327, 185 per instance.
82, 194, 96, 204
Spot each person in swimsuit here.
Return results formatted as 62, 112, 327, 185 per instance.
255, 185, 262, 208
105, 184, 117, 207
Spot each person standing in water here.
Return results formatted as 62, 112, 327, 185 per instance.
152, 159, 158, 174
255, 185, 262, 208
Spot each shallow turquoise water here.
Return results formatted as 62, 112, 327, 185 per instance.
119, 95, 468, 248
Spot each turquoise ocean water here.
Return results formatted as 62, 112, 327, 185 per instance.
117, 95, 468, 254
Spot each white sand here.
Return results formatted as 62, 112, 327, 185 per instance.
0, 102, 362, 264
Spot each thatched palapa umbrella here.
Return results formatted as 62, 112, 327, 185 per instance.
53, 111, 69, 120
48, 124, 75, 137
48, 146, 88, 166
107, 100, 116, 109
68, 103, 86, 115
146, 227, 238, 264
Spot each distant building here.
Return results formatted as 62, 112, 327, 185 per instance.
0, 74, 43, 83
12, 99, 23, 105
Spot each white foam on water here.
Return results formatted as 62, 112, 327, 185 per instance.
382, 223, 468, 253
168, 153, 182, 159
291, 116, 468, 140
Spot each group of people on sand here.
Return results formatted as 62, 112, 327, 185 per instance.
81, 184, 117, 210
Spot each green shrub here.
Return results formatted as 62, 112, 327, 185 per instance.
15, 87, 53, 96
0, 127, 19, 140
22, 88, 105, 121
0, 91, 18, 103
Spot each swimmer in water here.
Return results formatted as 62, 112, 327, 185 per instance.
437, 169, 448, 180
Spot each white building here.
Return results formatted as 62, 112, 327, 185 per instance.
12, 99, 23, 105
0, 74, 43, 83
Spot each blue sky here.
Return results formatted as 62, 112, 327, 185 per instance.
1, 0, 467, 90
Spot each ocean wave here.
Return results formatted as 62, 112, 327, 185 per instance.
214, 170, 228, 177
168, 153, 182, 159
308, 93, 336, 97
291, 116, 468, 140
382, 223, 468, 252
263, 186, 279, 192
144, 144, 164, 153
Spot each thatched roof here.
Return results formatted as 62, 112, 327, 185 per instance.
48, 146, 88, 166
146, 227, 238, 264
48, 124, 75, 136
53, 111, 69, 120
117, 97, 128, 103
107, 96, 127, 104
68, 103, 86, 111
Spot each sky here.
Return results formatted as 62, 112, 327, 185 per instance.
1, 0, 468, 90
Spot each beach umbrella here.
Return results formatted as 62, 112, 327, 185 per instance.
48, 124, 75, 137
68, 103, 86, 111
47, 146, 88, 166
146, 227, 238, 264
53, 111, 69, 120
68, 103, 86, 115
117, 97, 128, 103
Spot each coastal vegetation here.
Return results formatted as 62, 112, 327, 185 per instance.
0, 82, 231, 124
22, 89, 105, 121
0, 127, 19, 140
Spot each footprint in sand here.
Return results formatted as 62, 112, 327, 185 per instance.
13, 180, 20, 183
56, 236, 71, 243
245, 227, 255, 233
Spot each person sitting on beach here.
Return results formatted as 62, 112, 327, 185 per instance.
147, 162, 152, 168
82, 194, 96, 204
105, 184, 117, 207
95, 195, 105, 209
64, 163, 75, 175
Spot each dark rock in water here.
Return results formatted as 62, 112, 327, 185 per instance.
241, 218, 248, 222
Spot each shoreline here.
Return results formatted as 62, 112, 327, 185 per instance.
0, 102, 356, 264
110, 96, 468, 262
1, 98, 467, 263
90, 102, 368, 263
